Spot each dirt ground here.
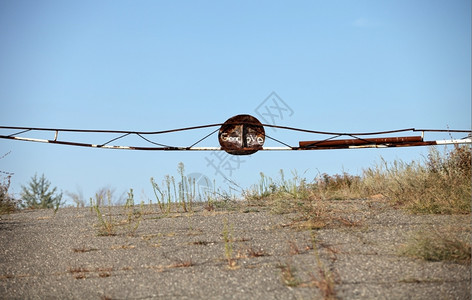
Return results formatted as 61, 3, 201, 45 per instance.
0, 199, 470, 299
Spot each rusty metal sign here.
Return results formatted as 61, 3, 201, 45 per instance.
218, 114, 265, 155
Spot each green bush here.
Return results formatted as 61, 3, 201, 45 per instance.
20, 173, 63, 209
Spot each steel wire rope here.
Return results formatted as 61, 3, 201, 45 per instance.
8, 129, 32, 137
187, 128, 220, 149
0, 124, 224, 135
100, 133, 132, 147
135, 133, 174, 148
1, 124, 470, 138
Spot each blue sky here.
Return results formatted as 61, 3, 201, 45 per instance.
1, 0, 470, 205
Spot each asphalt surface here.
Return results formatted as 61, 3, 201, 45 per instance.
0, 199, 470, 299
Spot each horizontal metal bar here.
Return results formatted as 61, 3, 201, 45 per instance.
299, 136, 424, 148
1, 135, 470, 152
0, 134, 226, 151
295, 138, 471, 150
436, 138, 472, 145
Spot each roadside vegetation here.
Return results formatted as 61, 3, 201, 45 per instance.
363, 145, 471, 214
2, 145, 470, 267
244, 145, 471, 266
245, 145, 471, 215
6, 145, 469, 216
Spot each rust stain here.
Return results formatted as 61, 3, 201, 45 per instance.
299, 136, 425, 149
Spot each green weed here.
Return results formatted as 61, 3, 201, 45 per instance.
91, 191, 116, 236
222, 218, 237, 269
92, 188, 142, 236
150, 162, 197, 214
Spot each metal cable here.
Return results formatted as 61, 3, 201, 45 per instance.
187, 128, 220, 149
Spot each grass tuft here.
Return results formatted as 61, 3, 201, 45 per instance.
400, 228, 471, 264
277, 262, 301, 287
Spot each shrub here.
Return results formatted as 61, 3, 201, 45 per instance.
20, 173, 63, 209
312, 172, 363, 200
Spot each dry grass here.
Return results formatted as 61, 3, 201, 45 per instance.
69, 267, 113, 280
0, 172, 18, 214
363, 145, 471, 214
244, 145, 470, 271
310, 231, 337, 299
244, 171, 364, 231
400, 228, 471, 264
246, 145, 471, 217
277, 262, 301, 287
72, 246, 98, 253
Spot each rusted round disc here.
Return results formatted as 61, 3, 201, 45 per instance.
219, 114, 265, 155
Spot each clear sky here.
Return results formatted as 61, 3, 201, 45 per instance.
1, 0, 470, 205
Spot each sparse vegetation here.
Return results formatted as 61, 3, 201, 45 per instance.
92, 191, 116, 236
2, 145, 468, 299
92, 188, 142, 236
244, 170, 362, 230
310, 231, 337, 299
150, 162, 197, 214
246, 145, 471, 216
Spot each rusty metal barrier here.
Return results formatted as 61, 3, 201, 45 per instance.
0, 114, 470, 155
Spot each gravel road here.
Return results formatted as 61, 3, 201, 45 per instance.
0, 199, 470, 299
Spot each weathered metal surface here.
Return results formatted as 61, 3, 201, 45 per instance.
218, 115, 265, 155
299, 136, 424, 149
